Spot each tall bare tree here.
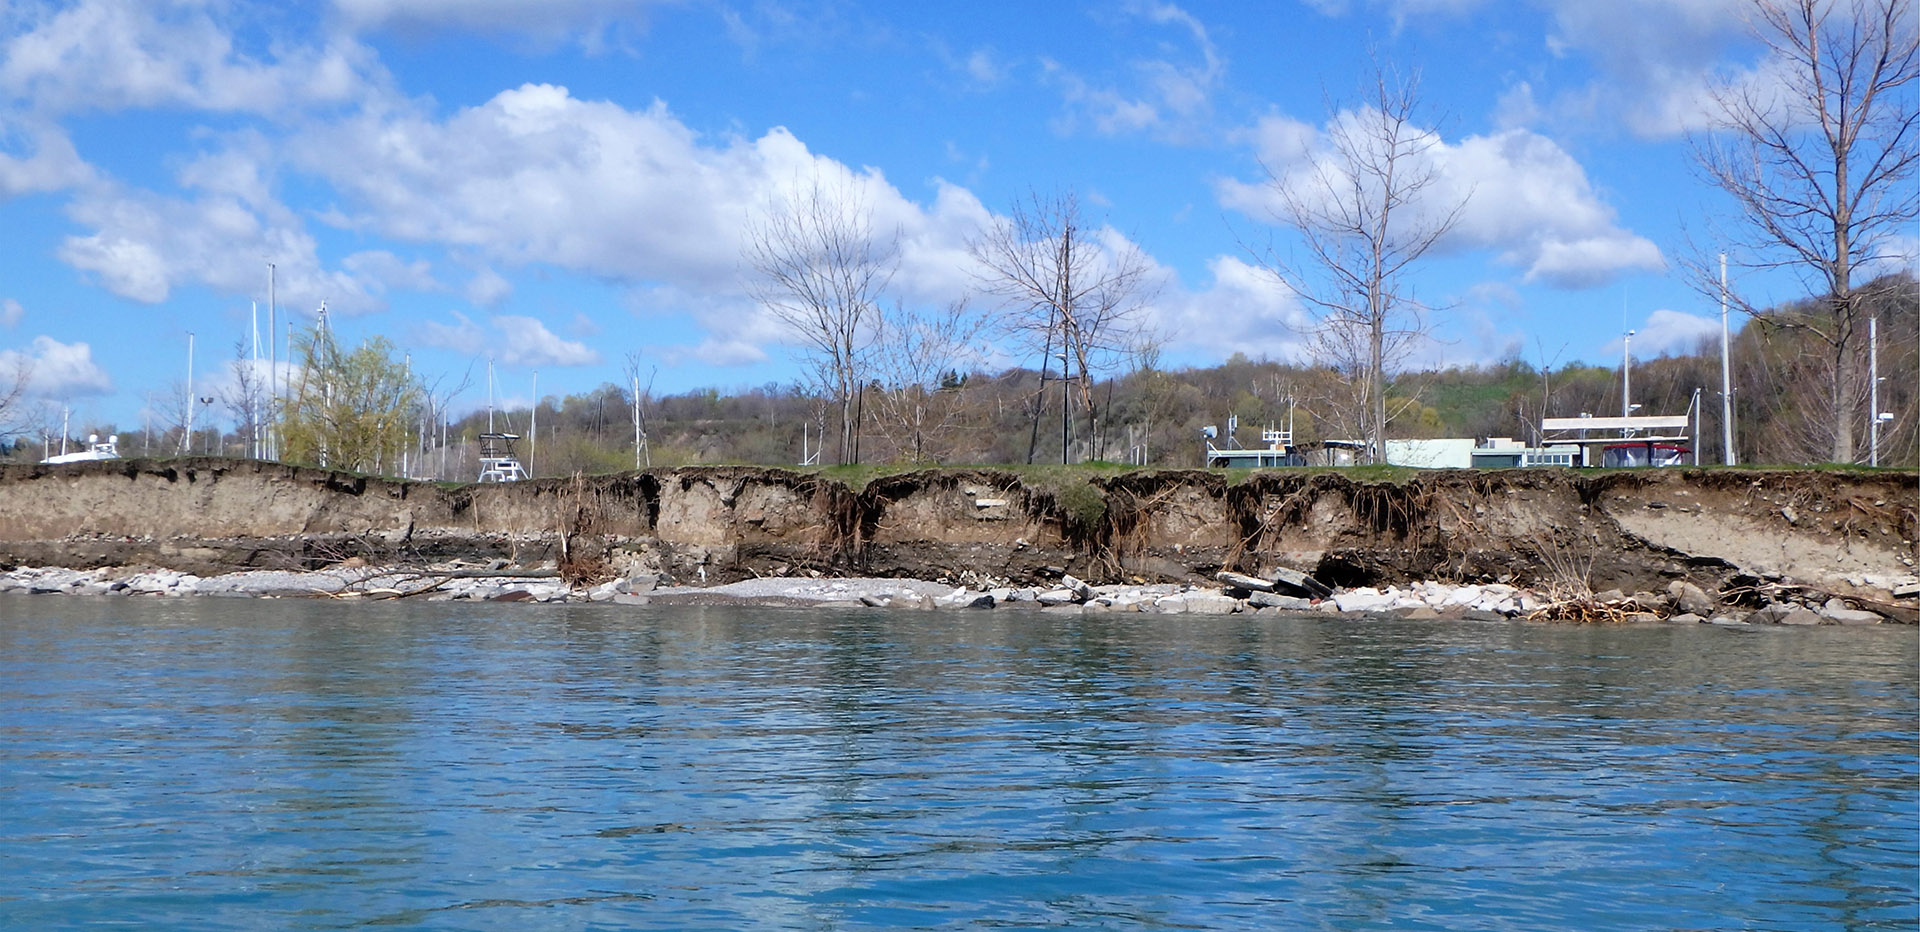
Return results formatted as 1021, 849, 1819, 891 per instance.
1255, 64, 1466, 464
221, 339, 267, 458
867, 299, 989, 463
745, 178, 896, 465
0, 355, 29, 441
1693, 0, 1917, 463
970, 189, 1157, 462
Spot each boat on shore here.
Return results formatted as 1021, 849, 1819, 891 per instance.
40, 434, 120, 465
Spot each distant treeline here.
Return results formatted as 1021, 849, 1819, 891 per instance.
432, 273, 1917, 475
11, 274, 1915, 473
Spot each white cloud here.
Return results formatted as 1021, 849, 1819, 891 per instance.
0, 119, 91, 197
1538, 0, 1747, 138
1857, 234, 1919, 281
416, 312, 601, 367
331, 0, 663, 43
1492, 82, 1542, 130
0, 298, 19, 328
1222, 118, 1664, 288
1, 0, 377, 116
963, 48, 1005, 86
683, 338, 768, 368
343, 250, 440, 294
493, 315, 600, 367
1618, 309, 1719, 358
0, 335, 113, 397
463, 266, 513, 307
292, 83, 990, 314
1148, 255, 1314, 362
58, 180, 378, 313
417, 311, 486, 356
1046, 2, 1226, 142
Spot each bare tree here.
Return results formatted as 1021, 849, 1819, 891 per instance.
1692, 0, 1917, 462
1254, 63, 1466, 463
221, 339, 267, 458
970, 189, 1158, 462
867, 299, 989, 462
0, 355, 29, 441
621, 351, 655, 469
745, 177, 896, 465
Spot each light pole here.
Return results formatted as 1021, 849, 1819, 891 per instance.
198, 396, 215, 454
1054, 352, 1069, 465
1621, 329, 1635, 419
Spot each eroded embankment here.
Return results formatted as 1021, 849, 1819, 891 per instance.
0, 458, 1913, 599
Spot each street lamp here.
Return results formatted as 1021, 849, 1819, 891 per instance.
1053, 352, 1069, 465
198, 396, 215, 454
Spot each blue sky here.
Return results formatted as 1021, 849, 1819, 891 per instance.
0, 0, 1903, 434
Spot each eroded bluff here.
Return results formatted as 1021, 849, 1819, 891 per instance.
0, 458, 1913, 597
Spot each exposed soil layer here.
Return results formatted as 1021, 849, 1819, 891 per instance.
1, 458, 1913, 600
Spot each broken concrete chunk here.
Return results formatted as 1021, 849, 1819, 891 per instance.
1035, 588, 1078, 606
1215, 571, 1275, 592
1268, 567, 1333, 599
1059, 574, 1093, 600
1246, 590, 1314, 611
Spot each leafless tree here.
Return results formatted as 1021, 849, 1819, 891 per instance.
1691, 0, 1917, 463
970, 189, 1158, 462
222, 339, 267, 458
621, 351, 654, 469
745, 177, 896, 465
0, 355, 29, 441
1254, 63, 1466, 463
867, 299, 990, 463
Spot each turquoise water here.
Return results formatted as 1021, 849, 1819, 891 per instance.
1, 595, 1914, 931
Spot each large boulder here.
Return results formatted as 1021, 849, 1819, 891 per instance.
1667, 580, 1716, 617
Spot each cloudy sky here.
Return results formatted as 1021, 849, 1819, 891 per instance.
0, 0, 1885, 431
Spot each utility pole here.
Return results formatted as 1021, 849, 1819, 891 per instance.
1719, 253, 1735, 465
530, 369, 538, 478
1054, 352, 1069, 465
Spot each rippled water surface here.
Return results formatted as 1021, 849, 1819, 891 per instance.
1, 595, 1914, 930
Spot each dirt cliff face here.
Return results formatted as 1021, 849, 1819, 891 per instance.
0, 458, 1912, 597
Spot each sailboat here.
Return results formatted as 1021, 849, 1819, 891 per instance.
477, 357, 526, 482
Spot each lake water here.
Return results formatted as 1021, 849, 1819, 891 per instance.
1, 595, 1914, 931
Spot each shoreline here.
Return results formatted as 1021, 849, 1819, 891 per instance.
4, 563, 1913, 627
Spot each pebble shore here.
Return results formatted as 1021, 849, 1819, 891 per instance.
3, 563, 1914, 626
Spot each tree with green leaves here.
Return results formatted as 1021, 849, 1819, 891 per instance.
279, 320, 421, 474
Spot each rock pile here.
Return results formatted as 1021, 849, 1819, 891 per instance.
1, 563, 1913, 626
